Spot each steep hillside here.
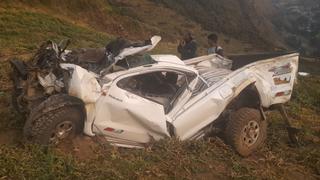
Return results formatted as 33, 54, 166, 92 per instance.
0, 0, 116, 57
1, 0, 318, 57
0, 9, 111, 56
0, 0, 283, 57
271, 0, 320, 56
150, 0, 286, 49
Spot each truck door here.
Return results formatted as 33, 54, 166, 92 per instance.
94, 70, 191, 143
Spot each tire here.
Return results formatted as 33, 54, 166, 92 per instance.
225, 108, 267, 156
24, 106, 84, 145
24, 95, 85, 145
24, 94, 84, 137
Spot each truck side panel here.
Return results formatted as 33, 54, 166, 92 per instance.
171, 70, 256, 140
171, 53, 299, 140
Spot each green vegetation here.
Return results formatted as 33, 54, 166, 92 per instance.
291, 76, 320, 111
0, 9, 111, 55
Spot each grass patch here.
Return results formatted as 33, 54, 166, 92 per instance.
0, 145, 78, 179
291, 76, 320, 111
0, 9, 111, 56
265, 75, 320, 176
0, 138, 248, 179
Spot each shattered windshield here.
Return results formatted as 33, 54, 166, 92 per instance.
116, 54, 157, 69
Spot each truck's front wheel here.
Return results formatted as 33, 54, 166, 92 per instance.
225, 108, 267, 156
24, 95, 85, 145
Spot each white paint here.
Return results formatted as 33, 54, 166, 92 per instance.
60, 41, 299, 147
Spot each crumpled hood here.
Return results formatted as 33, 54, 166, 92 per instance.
114, 36, 161, 61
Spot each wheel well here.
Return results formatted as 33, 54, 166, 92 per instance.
29, 94, 86, 121
227, 83, 261, 110
206, 84, 262, 138
24, 94, 86, 141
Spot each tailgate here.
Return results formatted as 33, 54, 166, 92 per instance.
252, 53, 299, 105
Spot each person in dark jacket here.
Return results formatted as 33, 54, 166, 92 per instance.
177, 32, 197, 60
207, 33, 224, 57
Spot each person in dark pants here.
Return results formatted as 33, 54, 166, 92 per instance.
177, 32, 197, 60
207, 33, 224, 57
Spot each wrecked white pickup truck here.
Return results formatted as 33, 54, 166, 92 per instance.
10, 36, 299, 156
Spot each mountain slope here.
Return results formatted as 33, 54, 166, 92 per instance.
0, 0, 285, 57
1, 0, 318, 57
150, 0, 286, 49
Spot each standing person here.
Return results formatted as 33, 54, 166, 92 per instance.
207, 33, 224, 57
177, 32, 197, 60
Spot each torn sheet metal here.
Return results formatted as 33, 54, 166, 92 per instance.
38, 72, 64, 94
184, 54, 233, 70
114, 36, 161, 61
60, 63, 101, 103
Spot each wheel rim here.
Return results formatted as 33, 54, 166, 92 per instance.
241, 120, 260, 147
49, 121, 74, 145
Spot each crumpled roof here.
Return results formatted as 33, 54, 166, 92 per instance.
192, 68, 232, 97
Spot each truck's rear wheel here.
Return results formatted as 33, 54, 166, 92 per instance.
225, 108, 267, 156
